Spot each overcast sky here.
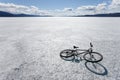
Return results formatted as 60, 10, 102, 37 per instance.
0, 0, 120, 16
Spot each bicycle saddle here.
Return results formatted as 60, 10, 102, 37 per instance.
73, 46, 79, 49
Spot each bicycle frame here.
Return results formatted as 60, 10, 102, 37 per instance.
72, 44, 93, 58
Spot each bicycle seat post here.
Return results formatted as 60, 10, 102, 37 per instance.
90, 42, 93, 48
89, 42, 93, 53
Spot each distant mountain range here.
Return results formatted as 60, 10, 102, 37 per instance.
73, 13, 120, 17
0, 11, 51, 17
0, 11, 120, 17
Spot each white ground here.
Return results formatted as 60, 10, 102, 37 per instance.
0, 17, 120, 80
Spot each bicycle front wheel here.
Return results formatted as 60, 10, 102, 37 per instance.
83, 52, 103, 63
60, 49, 75, 61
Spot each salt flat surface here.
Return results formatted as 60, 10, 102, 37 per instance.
0, 17, 120, 80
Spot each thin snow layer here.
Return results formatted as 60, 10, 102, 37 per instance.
0, 17, 120, 80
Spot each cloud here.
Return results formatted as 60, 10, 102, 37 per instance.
49, 8, 74, 16
77, 6, 96, 11
52, 0, 120, 16
76, 3, 107, 15
108, 0, 120, 12
63, 8, 73, 11
111, 0, 120, 7
60, 0, 120, 16
75, 0, 120, 15
0, 2, 49, 15
96, 3, 107, 11
0, 0, 120, 17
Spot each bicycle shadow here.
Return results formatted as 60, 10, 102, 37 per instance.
85, 62, 108, 76
60, 56, 108, 76
60, 54, 83, 63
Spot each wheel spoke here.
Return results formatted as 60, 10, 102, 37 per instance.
83, 52, 103, 63
60, 49, 75, 61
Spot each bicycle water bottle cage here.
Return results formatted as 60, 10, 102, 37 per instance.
73, 46, 79, 49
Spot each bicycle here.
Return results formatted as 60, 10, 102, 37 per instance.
60, 42, 103, 63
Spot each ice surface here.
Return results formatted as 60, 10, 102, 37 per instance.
0, 17, 120, 80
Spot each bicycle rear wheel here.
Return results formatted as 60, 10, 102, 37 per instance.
60, 49, 75, 61
83, 52, 103, 63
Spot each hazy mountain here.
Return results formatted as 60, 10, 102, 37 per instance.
74, 13, 120, 17
1, 11, 120, 17
0, 11, 51, 17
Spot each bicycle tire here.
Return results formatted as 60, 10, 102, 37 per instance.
83, 52, 103, 63
60, 49, 75, 61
